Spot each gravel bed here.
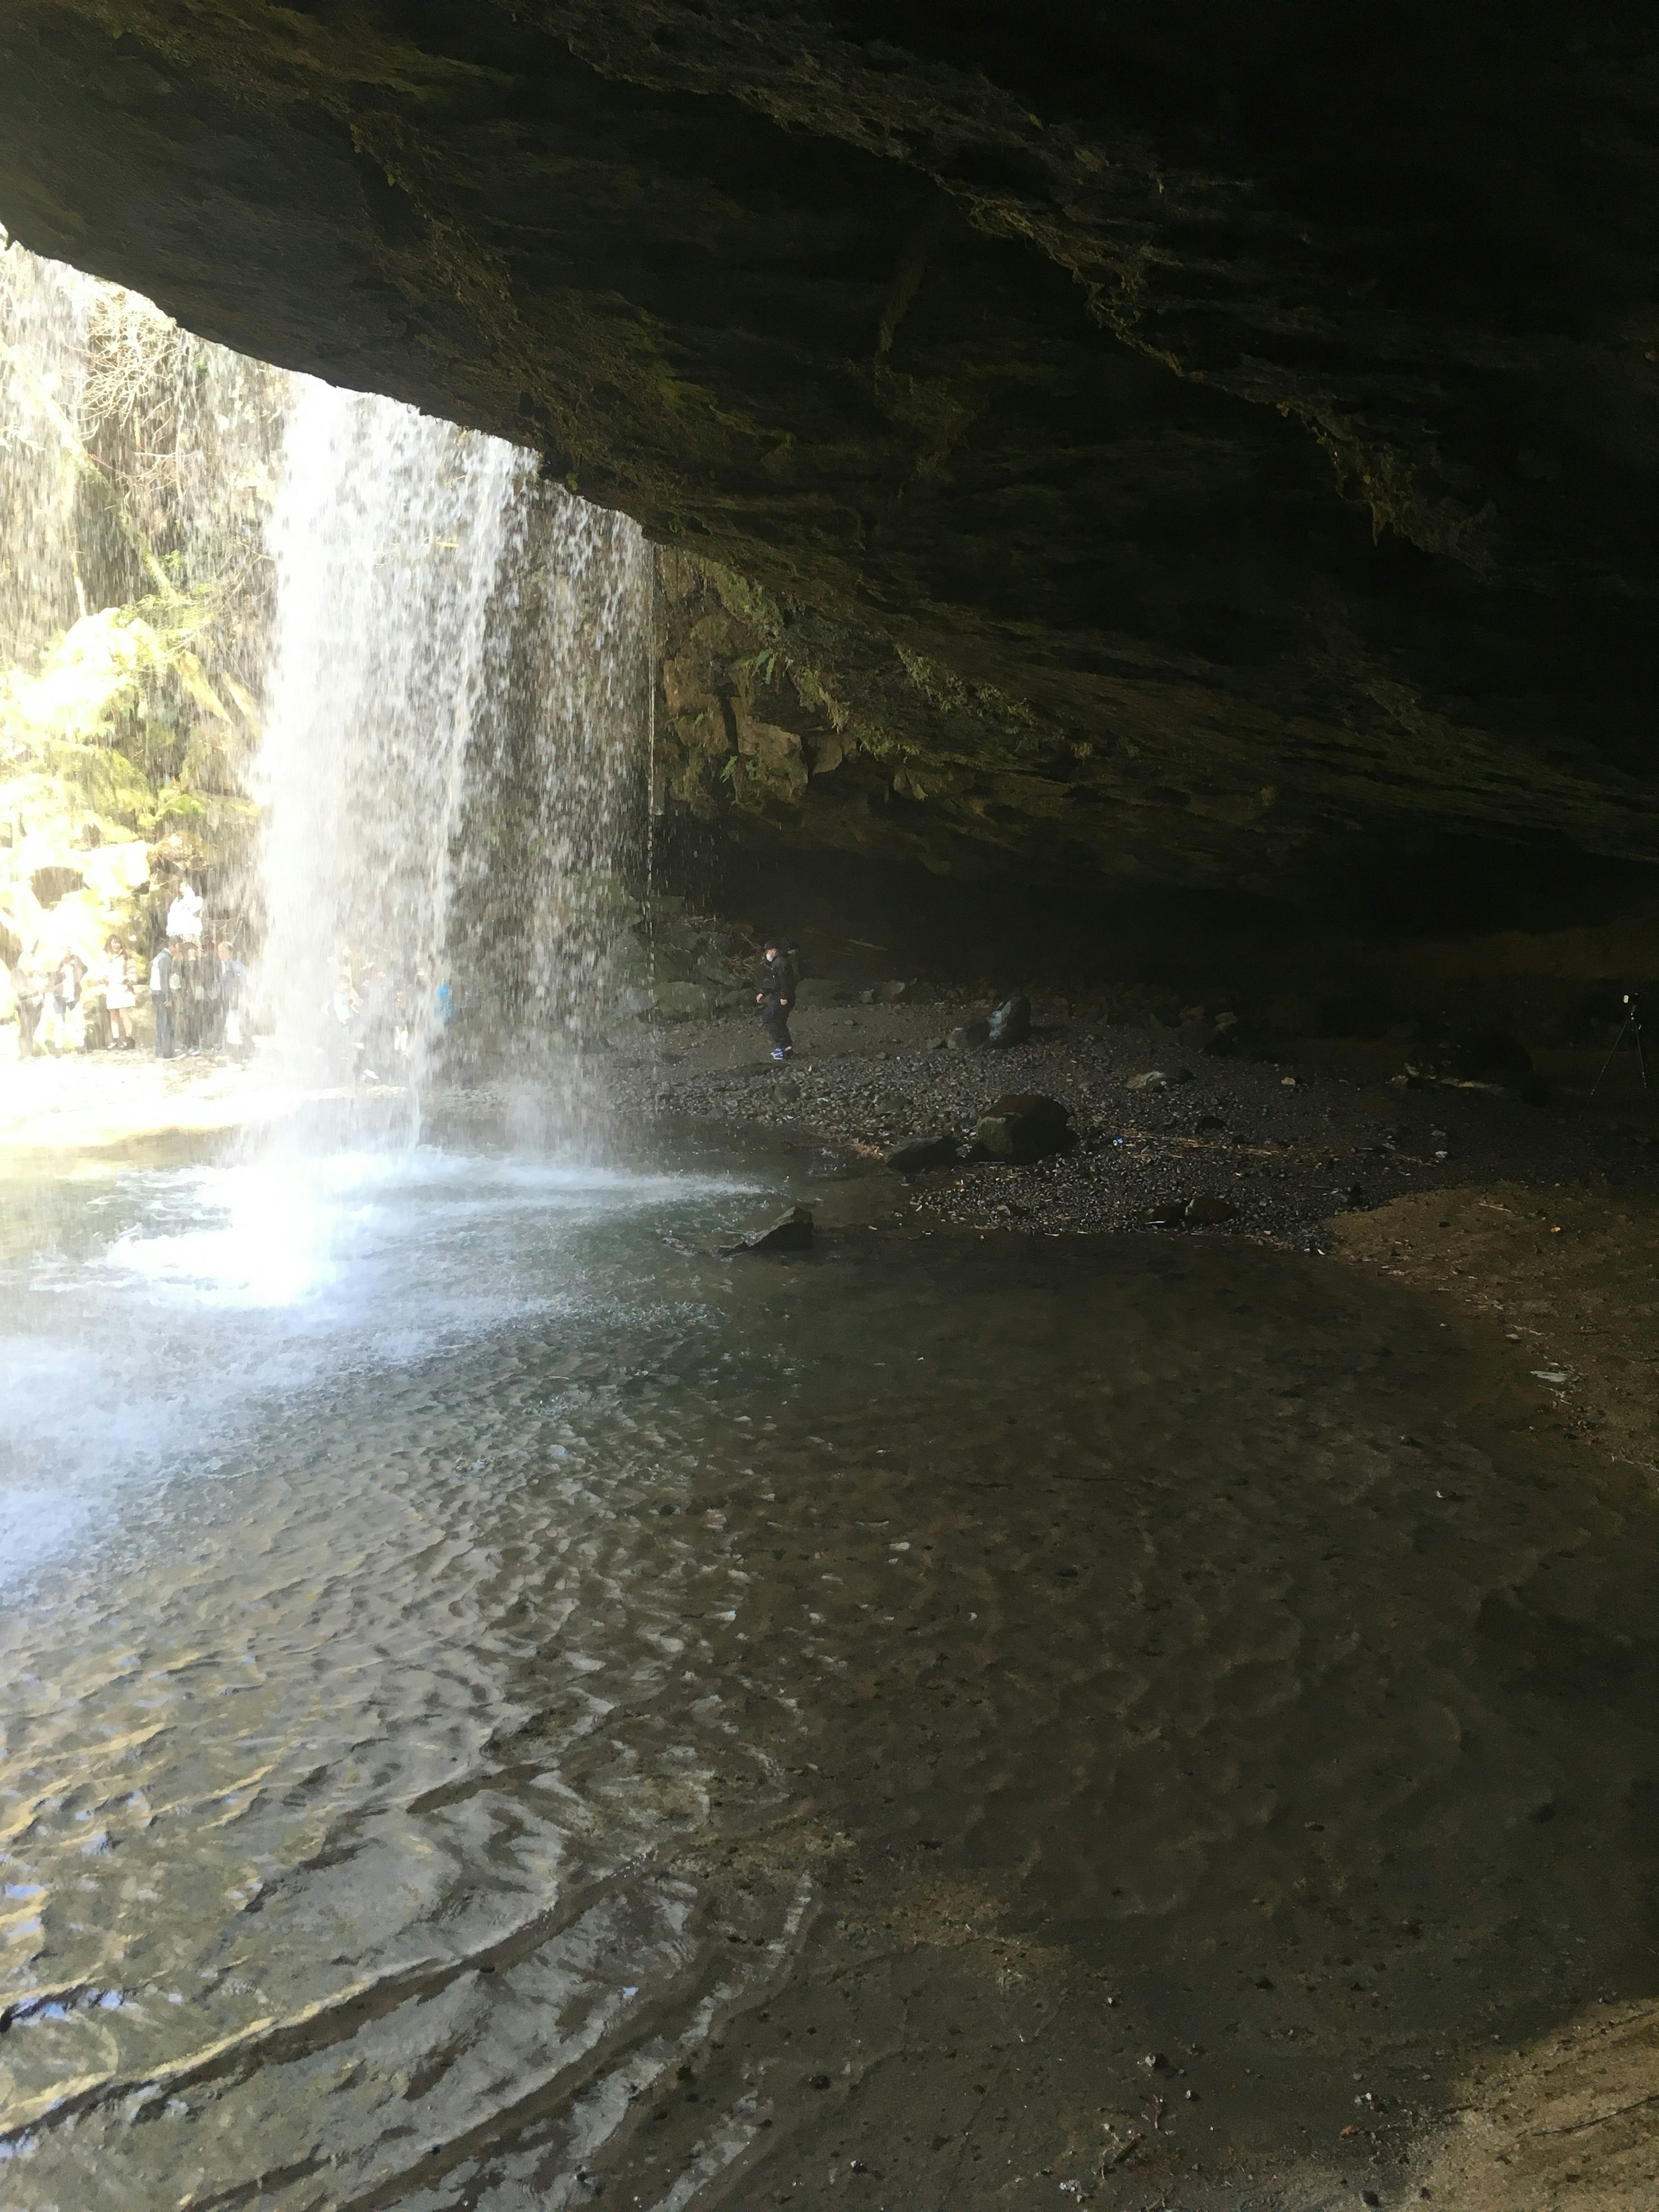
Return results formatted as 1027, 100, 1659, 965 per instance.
629, 1001, 1657, 1249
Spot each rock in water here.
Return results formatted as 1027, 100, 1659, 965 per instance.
947, 1019, 990, 1052
986, 993, 1031, 1048
972, 1093, 1071, 1163
886, 1135, 960, 1175
724, 1205, 814, 1255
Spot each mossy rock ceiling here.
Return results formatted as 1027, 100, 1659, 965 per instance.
2, 1, 1657, 895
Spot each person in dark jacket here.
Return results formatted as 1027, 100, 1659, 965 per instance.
756, 936, 796, 1060
149, 940, 178, 1059
214, 939, 249, 1058
178, 941, 211, 1054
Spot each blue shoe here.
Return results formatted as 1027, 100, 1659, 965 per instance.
771, 1047, 786, 1061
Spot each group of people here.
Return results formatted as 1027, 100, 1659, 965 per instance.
318, 960, 457, 1086
1, 939, 136, 1059
148, 937, 249, 1061
146, 877, 249, 1061
0, 932, 249, 1062
6, 897, 798, 1071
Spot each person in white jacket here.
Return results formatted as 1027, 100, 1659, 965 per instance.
165, 880, 204, 944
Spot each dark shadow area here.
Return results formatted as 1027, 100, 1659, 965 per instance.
686, 831, 1659, 1010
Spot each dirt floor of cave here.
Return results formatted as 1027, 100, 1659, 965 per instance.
626, 997, 1659, 1477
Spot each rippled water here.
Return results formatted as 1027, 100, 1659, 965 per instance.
2, 1135, 1657, 2209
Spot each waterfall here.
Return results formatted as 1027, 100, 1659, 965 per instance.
254, 380, 522, 1103
0, 235, 646, 1137
0, 246, 98, 660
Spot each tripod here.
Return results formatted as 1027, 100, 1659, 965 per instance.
1590, 991, 1651, 1099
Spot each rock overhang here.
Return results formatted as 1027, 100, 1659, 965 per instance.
2, 0, 1656, 908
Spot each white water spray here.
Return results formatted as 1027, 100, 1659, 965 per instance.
254, 381, 524, 1101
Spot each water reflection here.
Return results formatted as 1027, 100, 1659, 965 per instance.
1, 1141, 1656, 2208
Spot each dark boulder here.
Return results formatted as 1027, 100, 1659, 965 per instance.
886, 1135, 960, 1176
1461, 1027, 1534, 1077
724, 1205, 814, 1256
947, 1019, 990, 1052
1184, 1191, 1237, 1227
986, 993, 1031, 1049
972, 1093, 1071, 1163
794, 977, 855, 1008
1407, 1027, 1535, 1084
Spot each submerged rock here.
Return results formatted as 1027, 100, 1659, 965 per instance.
1124, 1067, 1194, 1091
972, 1093, 1071, 1163
947, 1019, 991, 1052
724, 1205, 814, 1256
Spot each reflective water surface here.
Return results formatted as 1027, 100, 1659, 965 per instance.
2, 1131, 1656, 2209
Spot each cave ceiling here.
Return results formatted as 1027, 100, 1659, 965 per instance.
2, 1, 1657, 901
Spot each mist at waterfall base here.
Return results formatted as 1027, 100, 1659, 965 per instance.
0, 238, 678, 1551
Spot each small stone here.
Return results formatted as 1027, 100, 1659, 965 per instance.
948, 1019, 991, 1052
808, 2072, 832, 2090
1141, 2051, 1166, 2071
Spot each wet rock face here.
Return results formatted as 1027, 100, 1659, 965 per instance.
3, 3, 1657, 896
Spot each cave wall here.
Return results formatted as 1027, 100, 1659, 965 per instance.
3, 1, 1658, 906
